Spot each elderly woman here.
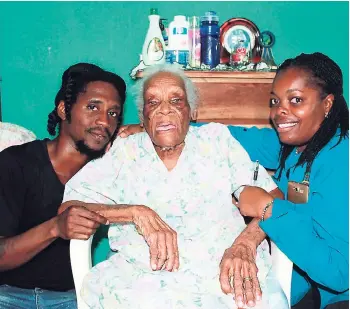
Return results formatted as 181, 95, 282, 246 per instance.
63, 64, 288, 308
119, 53, 349, 309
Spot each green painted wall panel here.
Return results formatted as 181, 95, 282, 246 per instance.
0, 1, 348, 263
1, 1, 348, 138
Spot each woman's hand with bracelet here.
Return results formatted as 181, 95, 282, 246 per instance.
237, 186, 275, 220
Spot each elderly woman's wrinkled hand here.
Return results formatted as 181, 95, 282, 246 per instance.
132, 205, 179, 272
219, 243, 261, 308
58, 200, 101, 215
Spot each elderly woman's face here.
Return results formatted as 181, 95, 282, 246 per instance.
269, 68, 332, 146
143, 72, 191, 148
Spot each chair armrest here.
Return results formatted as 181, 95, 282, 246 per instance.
70, 236, 94, 309
271, 241, 293, 308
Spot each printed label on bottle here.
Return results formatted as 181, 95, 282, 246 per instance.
147, 37, 164, 61
166, 50, 189, 66
172, 27, 188, 35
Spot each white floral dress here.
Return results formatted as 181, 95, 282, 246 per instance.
65, 123, 289, 309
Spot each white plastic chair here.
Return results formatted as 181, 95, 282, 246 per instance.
70, 237, 94, 309
70, 237, 293, 309
271, 241, 293, 308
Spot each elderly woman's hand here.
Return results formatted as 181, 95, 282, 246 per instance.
58, 200, 110, 217
131, 205, 179, 272
117, 124, 144, 138
238, 186, 274, 219
219, 243, 261, 308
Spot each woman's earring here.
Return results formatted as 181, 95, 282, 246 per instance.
325, 112, 329, 118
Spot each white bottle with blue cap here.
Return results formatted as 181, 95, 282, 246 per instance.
166, 15, 189, 66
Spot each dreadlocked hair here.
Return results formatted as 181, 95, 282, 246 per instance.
47, 63, 127, 136
276, 52, 349, 180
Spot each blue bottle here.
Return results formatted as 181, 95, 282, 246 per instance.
200, 11, 220, 68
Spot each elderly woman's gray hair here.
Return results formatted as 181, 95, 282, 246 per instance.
134, 64, 199, 122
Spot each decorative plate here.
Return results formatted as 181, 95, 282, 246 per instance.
220, 18, 262, 64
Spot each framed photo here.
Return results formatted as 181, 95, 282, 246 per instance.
220, 18, 262, 64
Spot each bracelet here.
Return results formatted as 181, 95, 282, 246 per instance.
261, 200, 273, 221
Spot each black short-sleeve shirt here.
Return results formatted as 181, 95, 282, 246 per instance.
0, 140, 74, 291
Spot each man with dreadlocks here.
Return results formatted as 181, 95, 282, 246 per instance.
219, 52, 348, 309
0, 63, 126, 308
119, 52, 349, 309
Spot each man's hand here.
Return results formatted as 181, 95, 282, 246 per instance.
219, 243, 261, 308
54, 201, 108, 240
117, 124, 144, 138
132, 205, 179, 272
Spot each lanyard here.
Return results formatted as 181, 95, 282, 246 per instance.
286, 163, 311, 185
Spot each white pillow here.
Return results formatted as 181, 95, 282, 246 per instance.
0, 122, 36, 151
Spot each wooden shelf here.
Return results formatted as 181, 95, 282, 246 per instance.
136, 70, 275, 83
195, 118, 272, 127
184, 71, 275, 84
134, 70, 275, 127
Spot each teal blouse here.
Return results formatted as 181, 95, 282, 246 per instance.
191, 123, 349, 308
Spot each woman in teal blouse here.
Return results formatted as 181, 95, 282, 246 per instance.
224, 52, 349, 309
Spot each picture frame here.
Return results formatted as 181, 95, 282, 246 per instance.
220, 18, 262, 65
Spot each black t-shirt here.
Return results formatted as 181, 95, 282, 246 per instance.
0, 140, 74, 291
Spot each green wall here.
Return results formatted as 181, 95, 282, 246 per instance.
0, 1, 349, 138
1, 1, 349, 263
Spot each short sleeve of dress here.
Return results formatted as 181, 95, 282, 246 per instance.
214, 124, 277, 199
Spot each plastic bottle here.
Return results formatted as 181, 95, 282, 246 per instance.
166, 15, 189, 66
188, 16, 201, 68
159, 18, 169, 46
142, 8, 166, 66
200, 11, 220, 69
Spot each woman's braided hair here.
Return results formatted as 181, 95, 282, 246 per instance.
47, 63, 126, 136
276, 52, 349, 180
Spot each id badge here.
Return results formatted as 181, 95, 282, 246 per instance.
287, 181, 309, 204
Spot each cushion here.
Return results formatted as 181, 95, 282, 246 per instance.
0, 122, 36, 152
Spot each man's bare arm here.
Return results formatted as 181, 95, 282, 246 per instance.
0, 218, 61, 271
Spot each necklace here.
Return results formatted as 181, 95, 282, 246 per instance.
158, 141, 185, 152
295, 147, 302, 154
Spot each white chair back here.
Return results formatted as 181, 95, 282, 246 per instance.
271, 241, 293, 308
70, 237, 94, 309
